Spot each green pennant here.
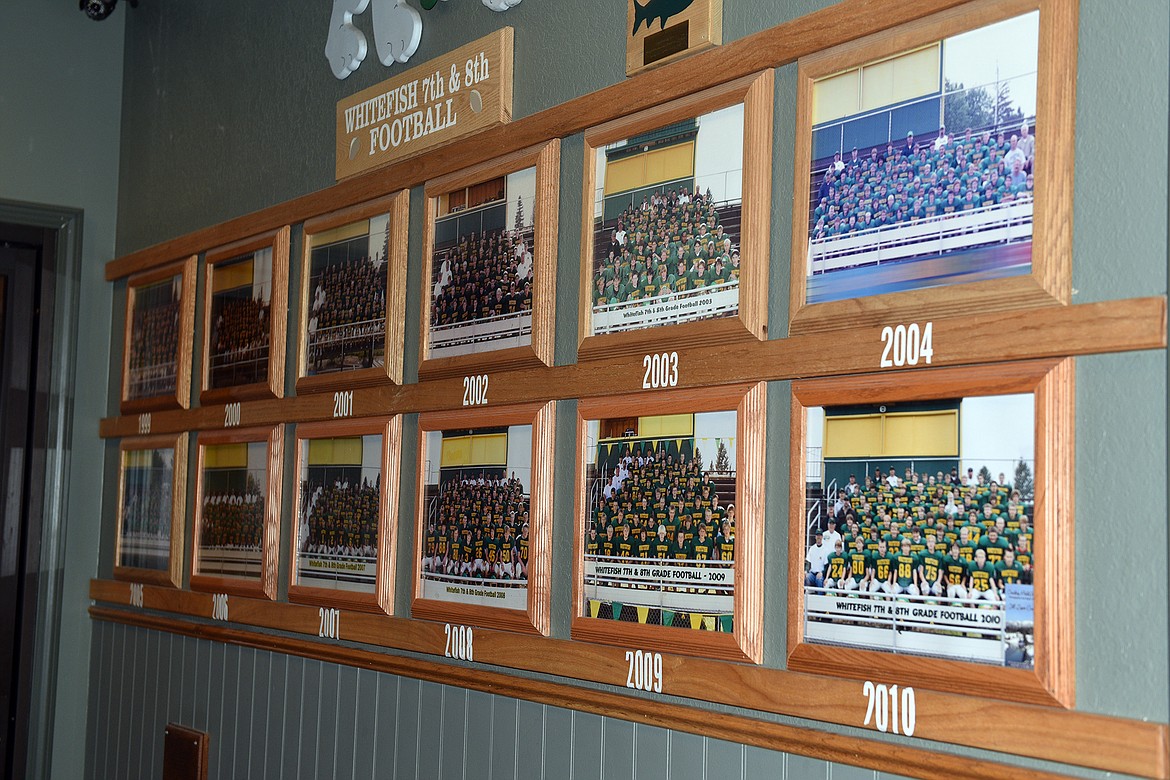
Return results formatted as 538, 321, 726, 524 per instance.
611, 602, 623, 620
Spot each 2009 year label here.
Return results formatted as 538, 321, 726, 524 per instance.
879, 322, 933, 368
862, 680, 915, 736
624, 649, 663, 693
444, 623, 474, 660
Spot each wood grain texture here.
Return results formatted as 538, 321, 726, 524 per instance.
417, 141, 559, 380
112, 433, 187, 589
188, 426, 282, 600
410, 402, 553, 635
87, 596, 1170, 779
571, 384, 764, 663
787, 0, 1074, 336
98, 296, 1166, 438
120, 256, 196, 414
105, 0, 999, 283
295, 191, 409, 393
577, 73, 770, 353
334, 28, 514, 180
786, 360, 1073, 707
626, 0, 723, 75
286, 417, 398, 614
200, 226, 289, 403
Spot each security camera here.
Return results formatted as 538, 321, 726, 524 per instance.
80, 0, 137, 21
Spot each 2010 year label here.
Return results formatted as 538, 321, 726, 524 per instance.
862, 680, 915, 736
624, 649, 663, 693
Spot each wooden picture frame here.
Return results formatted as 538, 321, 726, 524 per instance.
578, 72, 772, 359
788, 0, 1075, 335
296, 191, 409, 393
288, 416, 402, 614
113, 433, 187, 587
625, 0, 723, 76
120, 256, 196, 413
788, 359, 1074, 707
412, 401, 555, 636
200, 226, 290, 403
190, 425, 283, 600
572, 382, 765, 663
419, 141, 559, 380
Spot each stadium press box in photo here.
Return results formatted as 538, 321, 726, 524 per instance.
120, 256, 196, 413
789, 0, 1075, 334
788, 360, 1074, 706
190, 426, 283, 600
289, 418, 401, 614
201, 227, 289, 403
573, 384, 765, 663
114, 434, 187, 588
297, 192, 409, 393
420, 141, 559, 377
413, 402, 555, 636
578, 73, 772, 355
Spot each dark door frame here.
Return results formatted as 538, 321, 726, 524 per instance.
0, 199, 82, 780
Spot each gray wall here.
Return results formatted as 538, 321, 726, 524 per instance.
66, 0, 1170, 777
0, 2, 124, 778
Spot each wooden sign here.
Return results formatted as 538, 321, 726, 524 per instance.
335, 28, 514, 180
626, 0, 722, 75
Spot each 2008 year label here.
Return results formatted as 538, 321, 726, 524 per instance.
444, 623, 474, 661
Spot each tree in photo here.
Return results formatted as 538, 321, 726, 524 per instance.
978, 465, 993, 485
514, 194, 525, 232
714, 438, 730, 473
1013, 458, 1034, 500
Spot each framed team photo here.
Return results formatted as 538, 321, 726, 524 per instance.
120, 256, 196, 413
578, 72, 772, 358
288, 417, 401, 614
419, 141, 559, 379
788, 0, 1076, 335
114, 434, 187, 587
412, 401, 555, 636
190, 426, 283, 600
788, 359, 1073, 706
200, 227, 290, 403
296, 191, 409, 393
572, 383, 765, 663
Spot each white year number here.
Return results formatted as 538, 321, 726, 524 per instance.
462, 375, 488, 406
641, 352, 678, 390
624, 649, 663, 693
129, 583, 144, 608
137, 414, 151, 435
318, 607, 340, 639
444, 623, 474, 661
862, 680, 915, 736
211, 593, 229, 621
333, 390, 354, 418
880, 322, 933, 368
224, 402, 241, 427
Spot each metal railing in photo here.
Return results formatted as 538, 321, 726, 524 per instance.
429, 310, 533, 356
593, 278, 739, 334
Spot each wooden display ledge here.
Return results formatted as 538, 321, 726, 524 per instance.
101, 296, 1167, 438
91, 580, 1169, 779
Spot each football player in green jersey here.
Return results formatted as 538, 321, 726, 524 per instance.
978, 527, 1010, 565
652, 524, 673, 559
995, 548, 1025, 590
824, 540, 849, 589
942, 542, 969, 600
843, 536, 872, 593
870, 539, 894, 594
916, 534, 946, 598
966, 548, 1000, 602
891, 538, 919, 596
